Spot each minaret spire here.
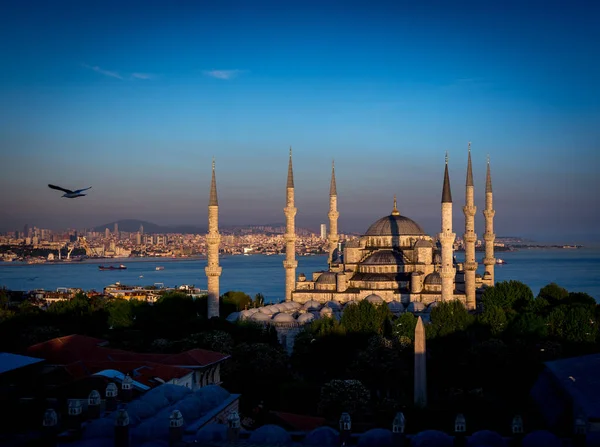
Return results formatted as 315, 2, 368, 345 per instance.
439, 153, 456, 302
205, 158, 222, 318
463, 142, 477, 309
483, 155, 496, 285
284, 148, 298, 301
328, 160, 339, 266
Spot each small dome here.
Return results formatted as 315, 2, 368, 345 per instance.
226, 312, 240, 322
469, 430, 507, 447
195, 424, 227, 444
424, 301, 441, 313
302, 300, 322, 310
297, 313, 315, 324
344, 299, 360, 308
475, 273, 483, 279
414, 239, 433, 248
522, 430, 561, 447
248, 424, 292, 446
298, 273, 306, 281
287, 301, 301, 309
316, 272, 337, 284
424, 272, 442, 285
320, 307, 334, 317
251, 312, 272, 322
365, 214, 426, 237
304, 426, 339, 446
258, 306, 275, 315
407, 301, 425, 312
324, 301, 342, 311
365, 294, 385, 304
271, 304, 286, 313
483, 271, 492, 278
388, 301, 404, 313
358, 428, 393, 447
411, 430, 453, 447
273, 313, 295, 323
362, 250, 405, 265
247, 308, 259, 315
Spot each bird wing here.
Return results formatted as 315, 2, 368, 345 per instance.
74, 187, 92, 194
48, 184, 73, 194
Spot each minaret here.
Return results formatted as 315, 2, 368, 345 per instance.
327, 160, 339, 266
414, 316, 427, 408
283, 148, 297, 301
439, 153, 456, 302
483, 156, 496, 285
205, 158, 222, 318
462, 143, 477, 309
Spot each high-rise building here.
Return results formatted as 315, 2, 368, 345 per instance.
114, 223, 119, 239
139, 224, 144, 235
136, 232, 142, 245
24, 224, 29, 238
105, 228, 110, 239
320, 224, 327, 240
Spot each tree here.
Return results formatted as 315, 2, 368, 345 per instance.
252, 293, 265, 308
481, 280, 534, 313
106, 298, 134, 329
479, 306, 508, 336
220, 291, 252, 316
318, 379, 370, 420
392, 312, 417, 342
547, 305, 597, 343
428, 301, 474, 338
507, 312, 548, 339
341, 300, 391, 334
537, 283, 569, 305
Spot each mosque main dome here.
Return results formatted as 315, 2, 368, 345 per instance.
365, 214, 426, 237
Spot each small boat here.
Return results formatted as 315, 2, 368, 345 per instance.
98, 264, 127, 271
496, 258, 508, 265
155, 266, 164, 271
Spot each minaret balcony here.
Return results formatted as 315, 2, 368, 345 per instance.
464, 261, 478, 271
283, 260, 298, 269
462, 205, 477, 216
463, 234, 477, 244
483, 257, 496, 266
205, 266, 222, 276
206, 234, 221, 245
284, 234, 296, 243
483, 233, 496, 242
483, 209, 496, 218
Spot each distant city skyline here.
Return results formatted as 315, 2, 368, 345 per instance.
1, 1, 599, 244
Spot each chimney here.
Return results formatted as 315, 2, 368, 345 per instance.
114, 408, 130, 447
121, 374, 133, 402
574, 415, 587, 447
106, 382, 118, 411
339, 412, 351, 446
454, 414, 466, 447
42, 408, 59, 447
67, 399, 83, 432
227, 411, 241, 442
392, 412, 406, 446
87, 390, 101, 419
510, 415, 524, 447
169, 410, 185, 445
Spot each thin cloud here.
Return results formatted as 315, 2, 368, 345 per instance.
203, 69, 245, 80
131, 72, 155, 80
82, 64, 123, 79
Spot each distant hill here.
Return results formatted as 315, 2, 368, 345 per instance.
92, 219, 206, 235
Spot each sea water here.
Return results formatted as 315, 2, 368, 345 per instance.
0, 249, 599, 303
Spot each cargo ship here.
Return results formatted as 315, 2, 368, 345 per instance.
98, 264, 127, 271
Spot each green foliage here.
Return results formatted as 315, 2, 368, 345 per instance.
481, 280, 534, 312
307, 318, 346, 337
106, 298, 134, 329
567, 292, 596, 308
252, 293, 265, 308
220, 291, 252, 316
318, 379, 370, 419
547, 305, 597, 343
47, 292, 92, 316
479, 305, 508, 336
428, 301, 474, 338
537, 282, 569, 305
507, 312, 548, 339
341, 300, 391, 334
392, 312, 417, 342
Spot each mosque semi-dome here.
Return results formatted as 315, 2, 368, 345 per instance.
424, 272, 442, 286
365, 214, 426, 237
362, 250, 405, 265
315, 272, 337, 284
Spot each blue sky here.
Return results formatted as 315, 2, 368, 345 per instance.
1, 0, 599, 243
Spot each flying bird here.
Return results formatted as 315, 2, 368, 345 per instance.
48, 184, 92, 198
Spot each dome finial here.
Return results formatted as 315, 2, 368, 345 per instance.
392, 195, 400, 216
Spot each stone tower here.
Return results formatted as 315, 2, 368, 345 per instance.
483, 156, 496, 285
463, 143, 477, 309
205, 158, 222, 318
414, 316, 427, 408
439, 153, 456, 302
327, 160, 339, 266
284, 148, 297, 302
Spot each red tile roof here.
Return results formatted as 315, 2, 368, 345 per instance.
26, 334, 108, 365
269, 411, 326, 431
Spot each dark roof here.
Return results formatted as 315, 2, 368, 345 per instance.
361, 250, 406, 265
544, 353, 600, 420
0, 352, 44, 375
351, 272, 412, 282
27, 334, 107, 364
364, 215, 426, 237
315, 272, 337, 284
209, 159, 218, 206
269, 411, 326, 431
442, 161, 452, 203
